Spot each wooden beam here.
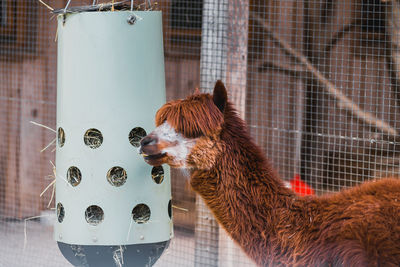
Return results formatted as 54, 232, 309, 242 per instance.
198, 0, 250, 266
196, 1, 228, 265
225, 0, 249, 119
2, 62, 22, 218
218, 0, 253, 266
18, 59, 47, 218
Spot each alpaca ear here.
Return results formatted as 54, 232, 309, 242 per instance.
213, 80, 227, 113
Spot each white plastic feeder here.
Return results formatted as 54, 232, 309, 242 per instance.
55, 10, 172, 266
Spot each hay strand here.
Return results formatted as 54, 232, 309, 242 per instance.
40, 179, 55, 198
52, 0, 157, 14
126, 218, 133, 241
40, 160, 57, 208
29, 121, 56, 133
40, 137, 56, 153
172, 205, 188, 212
113, 245, 125, 267
24, 214, 53, 250
38, 0, 54, 11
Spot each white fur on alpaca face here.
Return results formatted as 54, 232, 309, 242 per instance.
154, 122, 197, 167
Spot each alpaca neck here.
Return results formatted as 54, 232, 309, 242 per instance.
189, 104, 295, 264
190, 139, 294, 232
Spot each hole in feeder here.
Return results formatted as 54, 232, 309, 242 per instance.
85, 205, 104, 226
151, 166, 164, 184
168, 199, 172, 219
58, 127, 65, 147
107, 166, 127, 187
132, 204, 151, 224
57, 203, 65, 223
67, 166, 82, 187
129, 127, 147, 147
84, 128, 103, 149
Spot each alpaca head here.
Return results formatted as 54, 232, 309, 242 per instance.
139, 80, 227, 169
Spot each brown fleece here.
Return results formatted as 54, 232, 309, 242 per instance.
149, 81, 400, 267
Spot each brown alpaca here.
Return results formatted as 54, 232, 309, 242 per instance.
139, 81, 400, 267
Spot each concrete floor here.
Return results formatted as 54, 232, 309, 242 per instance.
0, 215, 195, 267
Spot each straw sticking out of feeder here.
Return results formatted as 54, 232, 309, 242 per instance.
30, 121, 56, 133
52, 0, 158, 14
30, 121, 58, 152
172, 205, 188, 212
29, 121, 59, 208
24, 214, 54, 250
113, 245, 125, 267
38, 0, 54, 11
40, 161, 57, 208
40, 179, 55, 203
41, 138, 56, 153
41, 160, 71, 211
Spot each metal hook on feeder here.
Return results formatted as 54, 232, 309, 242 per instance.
92, 0, 97, 6
131, 0, 134, 11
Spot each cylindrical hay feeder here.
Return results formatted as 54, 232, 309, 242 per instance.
55, 10, 172, 266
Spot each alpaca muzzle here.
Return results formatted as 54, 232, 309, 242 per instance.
139, 135, 168, 166
139, 135, 159, 156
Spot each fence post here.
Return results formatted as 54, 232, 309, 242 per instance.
219, 0, 251, 266
196, 0, 249, 266
196, 1, 229, 266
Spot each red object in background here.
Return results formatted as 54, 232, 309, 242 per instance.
290, 174, 315, 196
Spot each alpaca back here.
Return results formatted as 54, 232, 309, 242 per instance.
293, 178, 400, 266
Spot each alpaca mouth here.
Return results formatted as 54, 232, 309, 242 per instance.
143, 153, 167, 161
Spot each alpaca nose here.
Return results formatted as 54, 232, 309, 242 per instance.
140, 135, 158, 147
139, 135, 159, 155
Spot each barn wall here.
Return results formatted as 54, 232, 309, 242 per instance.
0, 1, 59, 218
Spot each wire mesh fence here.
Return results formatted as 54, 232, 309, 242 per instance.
0, 0, 399, 266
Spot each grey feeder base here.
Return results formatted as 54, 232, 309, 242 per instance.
58, 240, 170, 267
